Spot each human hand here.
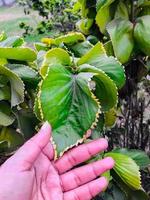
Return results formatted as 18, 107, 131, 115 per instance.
0, 122, 114, 200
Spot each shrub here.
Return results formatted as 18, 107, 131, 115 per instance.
0, 31, 149, 199
18, 0, 79, 36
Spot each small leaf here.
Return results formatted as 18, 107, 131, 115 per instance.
76, 19, 94, 35
0, 47, 37, 62
134, 15, 150, 56
0, 65, 24, 107
38, 64, 100, 157
40, 48, 71, 77
113, 148, 150, 169
106, 152, 141, 190
105, 107, 117, 127
107, 19, 134, 64
0, 127, 24, 152
0, 102, 15, 126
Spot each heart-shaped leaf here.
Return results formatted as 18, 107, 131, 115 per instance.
38, 64, 100, 157
107, 19, 134, 64
106, 152, 141, 190
0, 65, 24, 107
134, 15, 150, 56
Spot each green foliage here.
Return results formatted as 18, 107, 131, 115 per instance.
0, 31, 149, 199
18, 0, 79, 36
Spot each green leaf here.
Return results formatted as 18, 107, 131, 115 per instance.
0, 47, 37, 62
7, 64, 40, 88
134, 15, 150, 56
127, 189, 149, 200
0, 65, 24, 107
91, 114, 104, 139
0, 141, 8, 153
15, 109, 38, 140
0, 86, 10, 101
78, 42, 126, 89
107, 19, 134, 64
0, 127, 24, 152
106, 152, 141, 190
79, 64, 118, 111
69, 41, 93, 57
54, 32, 85, 46
138, 0, 150, 6
96, 0, 115, 34
0, 36, 24, 47
112, 171, 149, 200
113, 148, 150, 169
40, 48, 71, 77
76, 18, 94, 35
38, 64, 100, 157
115, 1, 129, 20
0, 102, 15, 126
105, 107, 117, 127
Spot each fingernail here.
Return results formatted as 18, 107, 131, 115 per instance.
41, 121, 51, 132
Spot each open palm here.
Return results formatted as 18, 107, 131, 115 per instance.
0, 122, 114, 200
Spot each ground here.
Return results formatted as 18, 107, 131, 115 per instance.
0, 5, 58, 43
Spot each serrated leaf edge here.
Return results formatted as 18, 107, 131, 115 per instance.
37, 69, 101, 159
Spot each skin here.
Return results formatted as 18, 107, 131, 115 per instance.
0, 122, 114, 200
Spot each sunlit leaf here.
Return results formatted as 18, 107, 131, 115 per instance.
0, 47, 37, 62
78, 42, 125, 88
106, 152, 141, 190
76, 18, 94, 35
113, 148, 150, 169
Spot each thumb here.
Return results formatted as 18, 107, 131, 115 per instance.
4, 122, 52, 171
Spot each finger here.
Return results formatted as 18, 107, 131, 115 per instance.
61, 157, 114, 191
4, 122, 52, 171
55, 138, 108, 174
64, 177, 108, 200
